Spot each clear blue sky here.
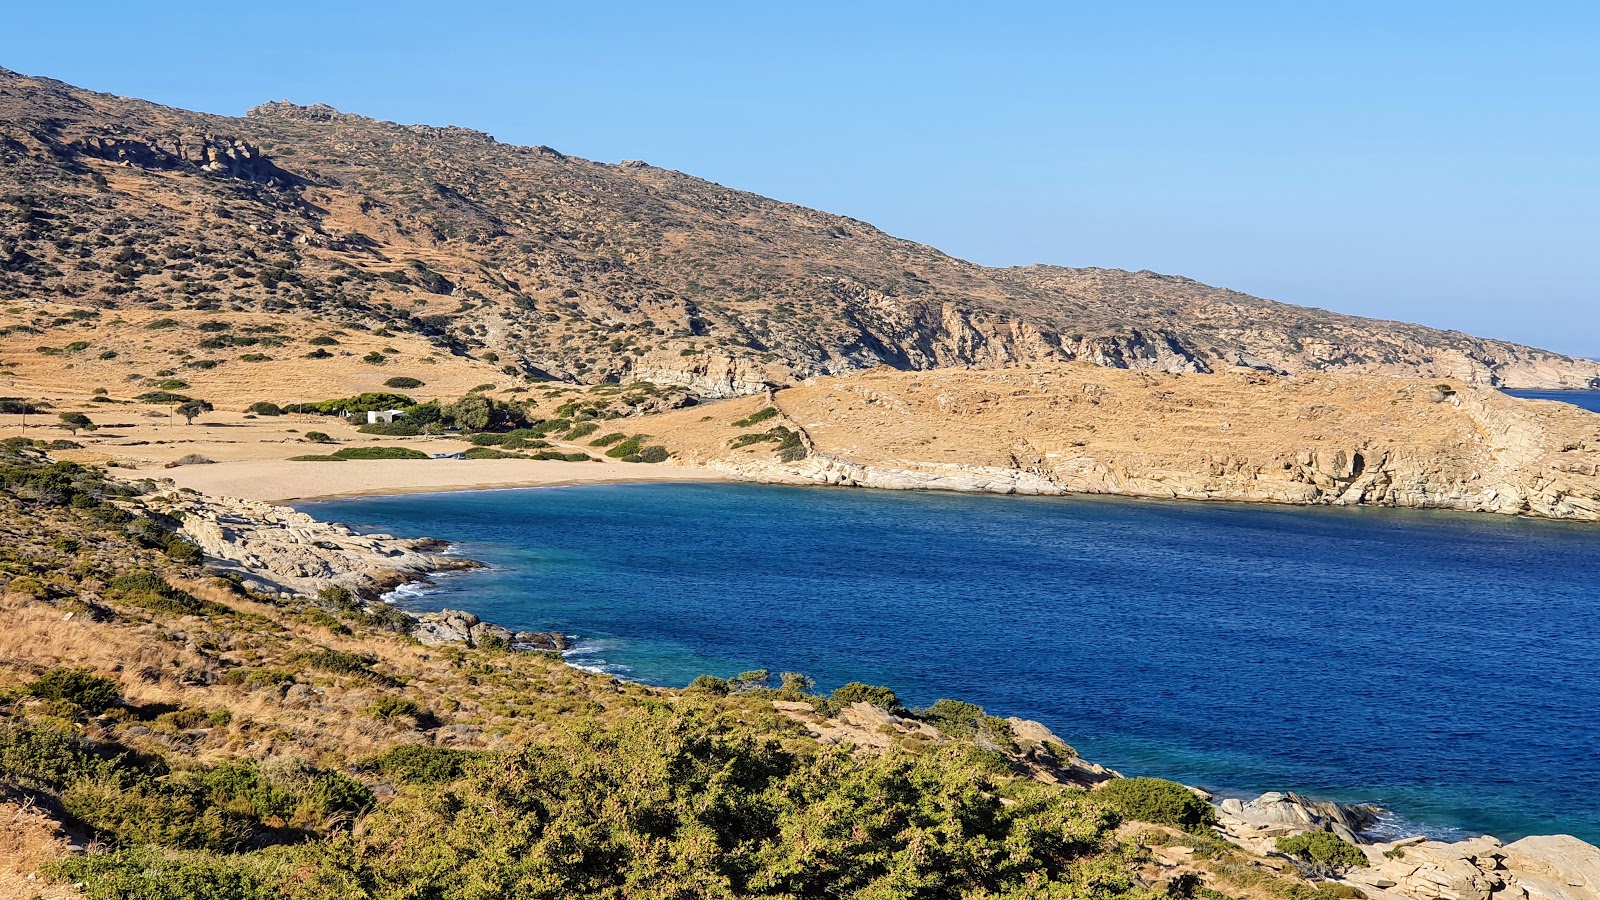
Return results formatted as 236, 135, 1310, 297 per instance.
4, 1, 1596, 355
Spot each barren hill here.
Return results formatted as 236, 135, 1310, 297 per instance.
2, 65, 1596, 398
644, 365, 1600, 521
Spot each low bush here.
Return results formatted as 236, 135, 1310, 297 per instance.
164, 453, 216, 468
563, 421, 599, 439
364, 745, 479, 784
589, 431, 627, 447
357, 421, 421, 436
27, 668, 120, 714
288, 455, 345, 462
603, 436, 646, 459
331, 447, 429, 460
732, 407, 779, 428
1097, 777, 1217, 831
462, 447, 524, 460
1275, 831, 1368, 874
302, 432, 334, 443
383, 376, 425, 389
366, 695, 422, 721
828, 682, 905, 715
245, 401, 282, 416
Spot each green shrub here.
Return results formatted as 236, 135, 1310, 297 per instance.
27, 668, 120, 714
383, 376, 425, 389
828, 681, 905, 715
629, 445, 669, 463
365, 744, 479, 784
358, 421, 421, 436
916, 698, 986, 736
137, 391, 193, 404
303, 431, 334, 443
331, 447, 429, 460
245, 401, 282, 416
604, 436, 646, 459
732, 406, 779, 427
366, 695, 422, 721
107, 571, 229, 617
1097, 777, 1217, 831
564, 421, 599, 439
462, 447, 524, 460
308, 335, 340, 346
589, 431, 627, 447
1275, 831, 1368, 874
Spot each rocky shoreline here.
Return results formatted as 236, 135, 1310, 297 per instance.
169, 482, 1600, 900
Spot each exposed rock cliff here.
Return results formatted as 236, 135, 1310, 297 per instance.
644, 364, 1600, 521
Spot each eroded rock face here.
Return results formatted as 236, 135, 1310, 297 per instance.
1218, 791, 1382, 846
654, 366, 1600, 522
411, 609, 569, 651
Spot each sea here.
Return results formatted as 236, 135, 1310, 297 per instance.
302, 389, 1600, 845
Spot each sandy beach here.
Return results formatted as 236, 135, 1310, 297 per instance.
160, 457, 723, 504
0, 410, 726, 504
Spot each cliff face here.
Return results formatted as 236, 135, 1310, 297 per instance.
1, 66, 1596, 392
645, 365, 1600, 521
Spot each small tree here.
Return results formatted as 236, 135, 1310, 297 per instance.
58, 412, 94, 435
176, 399, 213, 425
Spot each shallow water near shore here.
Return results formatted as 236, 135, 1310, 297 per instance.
305, 482, 1600, 844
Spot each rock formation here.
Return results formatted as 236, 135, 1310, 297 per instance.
150, 489, 473, 598
642, 364, 1600, 521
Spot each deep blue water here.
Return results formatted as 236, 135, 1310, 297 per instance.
305, 483, 1600, 844
1503, 388, 1600, 412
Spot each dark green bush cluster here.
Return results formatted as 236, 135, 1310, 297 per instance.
828, 681, 906, 715
107, 570, 231, 617
2, 718, 370, 856
563, 421, 599, 439
137, 391, 194, 404
356, 421, 421, 436
282, 392, 415, 416
382, 376, 425, 389
245, 401, 282, 416
270, 706, 1119, 898
589, 431, 627, 447
732, 406, 779, 427
1096, 777, 1217, 831
27, 667, 120, 714
603, 435, 646, 458
330, 447, 429, 460
1276, 831, 1368, 874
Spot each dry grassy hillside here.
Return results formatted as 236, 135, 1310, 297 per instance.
2, 65, 1596, 397
641, 365, 1600, 519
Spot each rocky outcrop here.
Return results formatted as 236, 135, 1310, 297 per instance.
71, 133, 294, 184
1346, 835, 1600, 900
628, 350, 777, 398
1219, 791, 1382, 846
412, 608, 570, 652
151, 490, 474, 598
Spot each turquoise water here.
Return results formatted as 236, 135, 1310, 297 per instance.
305, 480, 1600, 844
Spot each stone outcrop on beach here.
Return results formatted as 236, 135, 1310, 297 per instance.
151, 490, 474, 598
644, 364, 1600, 522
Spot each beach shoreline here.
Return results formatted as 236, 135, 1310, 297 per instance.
145, 457, 728, 504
